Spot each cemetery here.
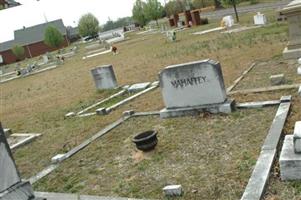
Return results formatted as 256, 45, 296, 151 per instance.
1, 0, 301, 199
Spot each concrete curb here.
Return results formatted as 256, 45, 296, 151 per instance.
227, 62, 256, 93
241, 96, 291, 200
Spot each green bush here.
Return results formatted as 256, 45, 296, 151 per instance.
11, 45, 25, 60
44, 26, 64, 48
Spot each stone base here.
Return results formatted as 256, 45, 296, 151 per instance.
0, 181, 44, 200
280, 135, 301, 181
283, 47, 301, 59
160, 99, 235, 119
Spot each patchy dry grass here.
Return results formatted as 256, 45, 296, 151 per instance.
234, 58, 301, 90
1, 8, 300, 199
35, 108, 276, 199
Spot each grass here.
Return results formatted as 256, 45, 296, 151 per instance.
34, 108, 276, 199
0, 7, 300, 199
233, 57, 300, 90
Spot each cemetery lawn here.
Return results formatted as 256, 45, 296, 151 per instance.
233, 58, 301, 91
35, 108, 276, 199
1, 8, 301, 198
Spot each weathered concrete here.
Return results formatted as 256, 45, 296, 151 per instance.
280, 135, 301, 180
228, 83, 301, 95
241, 98, 291, 200
106, 83, 159, 113
9, 133, 41, 150
270, 74, 285, 85
262, 100, 291, 151
96, 107, 108, 115
241, 149, 276, 200
28, 164, 59, 184
281, 0, 301, 59
163, 185, 183, 197
127, 82, 151, 92
0, 127, 21, 193
226, 62, 256, 93
35, 192, 145, 200
236, 100, 280, 109
76, 90, 126, 116
294, 121, 301, 153
159, 59, 227, 109
160, 99, 235, 118
91, 65, 118, 90
0, 125, 39, 200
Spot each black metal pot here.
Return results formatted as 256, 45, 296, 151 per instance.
132, 130, 158, 152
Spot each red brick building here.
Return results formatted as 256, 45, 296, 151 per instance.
0, 19, 69, 65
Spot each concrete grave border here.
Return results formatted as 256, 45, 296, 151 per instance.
226, 62, 257, 93
75, 82, 159, 118
0, 65, 58, 84
228, 83, 301, 95
241, 96, 291, 200
82, 49, 112, 60
9, 133, 41, 150
29, 96, 291, 200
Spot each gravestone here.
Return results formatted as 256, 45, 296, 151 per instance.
42, 55, 48, 64
281, 0, 301, 59
222, 16, 234, 28
254, 12, 267, 25
0, 123, 43, 200
91, 65, 118, 90
159, 59, 234, 118
166, 31, 176, 42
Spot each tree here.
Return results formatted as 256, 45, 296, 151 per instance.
165, 0, 185, 16
132, 0, 148, 26
222, 0, 240, 22
44, 26, 64, 48
11, 45, 25, 60
144, 0, 164, 26
78, 13, 100, 37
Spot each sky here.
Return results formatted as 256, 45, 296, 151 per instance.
0, 0, 165, 43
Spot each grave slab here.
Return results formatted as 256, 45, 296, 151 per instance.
294, 121, 301, 153
280, 135, 301, 180
127, 82, 151, 92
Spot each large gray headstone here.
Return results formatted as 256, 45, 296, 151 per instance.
0, 124, 21, 193
91, 65, 118, 90
159, 59, 227, 109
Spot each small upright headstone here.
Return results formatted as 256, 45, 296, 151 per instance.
254, 12, 267, 25
159, 59, 234, 118
222, 16, 234, 28
42, 55, 49, 64
270, 74, 285, 85
166, 31, 176, 42
91, 65, 118, 90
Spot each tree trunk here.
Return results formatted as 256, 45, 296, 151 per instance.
233, 0, 239, 22
214, 0, 222, 9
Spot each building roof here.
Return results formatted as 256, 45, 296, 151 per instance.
0, 19, 66, 52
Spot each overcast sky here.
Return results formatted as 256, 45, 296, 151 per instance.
0, 0, 165, 43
